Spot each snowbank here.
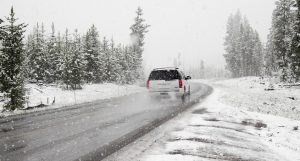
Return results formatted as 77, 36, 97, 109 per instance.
0, 83, 145, 117
211, 77, 300, 121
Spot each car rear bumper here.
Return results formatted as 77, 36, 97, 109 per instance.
148, 88, 184, 94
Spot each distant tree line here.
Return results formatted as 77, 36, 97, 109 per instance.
188, 63, 229, 79
223, 11, 264, 78
0, 7, 149, 111
172, 54, 228, 79
224, 0, 300, 82
265, 0, 300, 82
24, 7, 149, 88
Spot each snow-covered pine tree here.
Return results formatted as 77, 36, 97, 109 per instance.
240, 22, 247, 76
55, 32, 64, 81
291, 0, 300, 81
127, 46, 138, 83
253, 31, 264, 76
115, 44, 127, 84
25, 28, 36, 81
0, 7, 27, 110
0, 18, 3, 39
270, 0, 294, 82
0, 18, 3, 90
242, 18, 256, 76
40, 23, 52, 82
45, 22, 62, 83
265, 31, 277, 75
61, 29, 72, 89
107, 38, 122, 82
101, 36, 111, 82
27, 23, 48, 82
129, 7, 149, 81
114, 44, 123, 83
224, 11, 243, 77
122, 45, 135, 84
68, 29, 84, 89
224, 11, 264, 78
23, 33, 35, 80
83, 25, 102, 83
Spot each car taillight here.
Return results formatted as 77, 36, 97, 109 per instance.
146, 80, 150, 89
178, 79, 183, 88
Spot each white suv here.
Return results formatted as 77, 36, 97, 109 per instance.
146, 67, 191, 97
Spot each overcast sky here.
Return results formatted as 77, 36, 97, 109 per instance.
0, 0, 276, 71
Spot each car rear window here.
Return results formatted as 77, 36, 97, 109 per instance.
149, 70, 181, 80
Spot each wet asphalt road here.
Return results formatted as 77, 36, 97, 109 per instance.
0, 82, 212, 161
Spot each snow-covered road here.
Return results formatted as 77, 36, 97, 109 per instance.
0, 82, 212, 161
105, 80, 300, 161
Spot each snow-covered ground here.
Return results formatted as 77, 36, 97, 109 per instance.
104, 78, 300, 161
0, 83, 145, 117
213, 77, 300, 121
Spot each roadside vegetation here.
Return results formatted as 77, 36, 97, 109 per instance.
224, 0, 300, 83
0, 7, 149, 111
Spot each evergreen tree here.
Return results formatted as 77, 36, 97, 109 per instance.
224, 12, 242, 77
123, 46, 135, 83
115, 44, 127, 84
23, 33, 34, 79
83, 25, 102, 83
0, 19, 3, 89
130, 7, 150, 81
0, 7, 27, 110
27, 23, 48, 82
253, 31, 264, 76
270, 0, 294, 81
241, 18, 256, 76
40, 23, 51, 82
265, 31, 277, 76
25, 29, 36, 80
55, 32, 64, 81
0, 18, 3, 39
107, 38, 122, 82
224, 11, 263, 77
61, 29, 72, 89
68, 29, 84, 89
101, 37, 111, 82
46, 22, 62, 83
291, 0, 300, 81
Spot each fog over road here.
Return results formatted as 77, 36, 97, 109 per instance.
0, 82, 212, 161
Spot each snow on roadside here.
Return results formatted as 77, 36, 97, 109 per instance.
210, 77, 300, 121
104, 81, 300, 161
0, 83, 145, 117
139, 90, 300, 161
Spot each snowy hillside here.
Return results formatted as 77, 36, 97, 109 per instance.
0, 83, 145, 117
